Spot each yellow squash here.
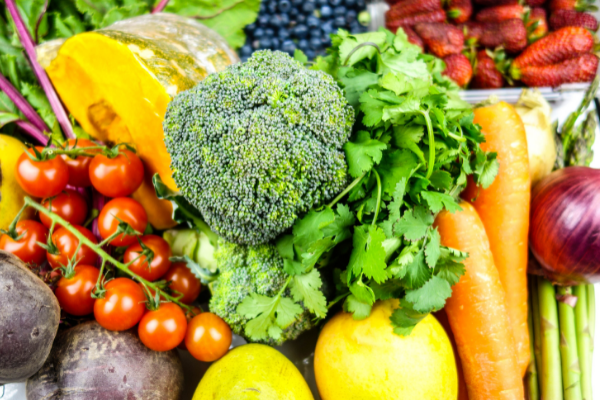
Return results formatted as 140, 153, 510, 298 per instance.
37, 13, 239, 229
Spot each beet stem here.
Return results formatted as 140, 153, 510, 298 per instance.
152, 0, 170, 13
14, 120, 49, 144
0, 71, 50, 136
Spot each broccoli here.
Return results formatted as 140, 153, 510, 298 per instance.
163, 50, 355, 245
208, 239, 316, 345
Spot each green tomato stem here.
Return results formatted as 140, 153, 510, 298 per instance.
538, 277, 563, 400
23, 197, 192, 311
557, 286, 583, 400
573, 285, 592, 400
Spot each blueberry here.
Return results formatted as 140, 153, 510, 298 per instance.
307, 15, 320, 28
271, 37, 280, 49
280, 13, 290, 26
259, 2, 267, 14
291, 0, 303, 7
349, 21, 361, 33
246, 23, 257, 33
302, 1, 315, 14
356, 0, 366, 8
309, 37, 322, 49
321, 34, 332, 46
258, 14, 270, 26
346, 9, 357, 24
259, 38, 273, 49
268, 15, 281, 28
320, 5, 333, 18
278, 0, 291, 12
240, 55, 249, 63
334, 6, 346, 17
293, 24, 309, 38
254, 27, 266, 38
305, 49, 316, 60
310, 29, 322, 39
345, 0, 356, 6
240, 44, 253, 56
296, 14, 307, 24
281, 40, 296, 54
334, 15, 346, 27
321, 20, 334, 34
268, 1, 278, 13
265, 28, 275, 37
330, 0, 342, 6
298, 38, 310, 50
278, 28, 291, 40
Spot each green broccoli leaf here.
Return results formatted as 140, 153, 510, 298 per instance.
344, 130, 387, 178
405, 276, 452, 313
290, 269, 328, 318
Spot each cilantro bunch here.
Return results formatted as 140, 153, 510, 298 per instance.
235, 29, 499, 337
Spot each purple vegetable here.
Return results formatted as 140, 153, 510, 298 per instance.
14, 121, 48, 145
530, 166, 600, 285
0, 72, 49, 139
5, 0, 75, 139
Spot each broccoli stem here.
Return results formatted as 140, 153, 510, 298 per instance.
538, 277, 563, 400
557, 286, 583, 400
527, 289, 540, 400
573, 285, 592, 400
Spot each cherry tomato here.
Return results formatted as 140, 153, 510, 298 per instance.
138, 302, 187, 351
124, 235, 172, 281
0, 220, 48, 265
16, 147, 69, 198
40, 190, 89, 229
94, 278, 146, 331
47, 225, 98, 269
89, 149, 144, 197
61, 139, 99, 187
163, 262, 201, 304
98, 198, 147, 247
55, 265, 100, 316
185, 312, 232, 362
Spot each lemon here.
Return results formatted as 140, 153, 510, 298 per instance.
192, 343, 314, 400
0, 134, 34, 230
314, 300, 457, 400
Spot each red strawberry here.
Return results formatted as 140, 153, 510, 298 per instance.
476, 4, 524, 23
386, 0, 442, 21
402, 26, 425, 50
518, 53, 598, 87
471, 50, 505, 89
480, 18, 528, 53
549, 10, 599, 31
526, 8, 549, 43
527, 0, 547, 5
512, 27, 594, 70
461, 21, 487, 41
386, 9, 446, 31
447, 0, 473, 24
442, 53, 473, 87
549, 0, 595, 11
414, 22, 464, 57
474, 0, 518, 5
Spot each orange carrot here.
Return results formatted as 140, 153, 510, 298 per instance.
462, 101, 531, 376
436, 201, 524, 400
434, 310, 469, 400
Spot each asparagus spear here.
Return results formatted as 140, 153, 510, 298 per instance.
538, 277, 563, 400
530, 276, 544, 388
573, 285, 592, 400
527, 291, 540, 400
557, 286, 583, 400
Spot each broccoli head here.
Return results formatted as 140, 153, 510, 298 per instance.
163, 50, 354, 245
208, 239, 315, 346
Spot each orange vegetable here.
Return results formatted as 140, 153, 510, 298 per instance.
462, 101, 531, 376
436, 201, 524, 400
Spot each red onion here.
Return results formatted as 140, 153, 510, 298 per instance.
530, 166, 600, 285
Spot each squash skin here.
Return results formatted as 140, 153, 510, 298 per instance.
38, 14, 239, 229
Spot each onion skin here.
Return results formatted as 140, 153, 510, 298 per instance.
530, 166, 600, 285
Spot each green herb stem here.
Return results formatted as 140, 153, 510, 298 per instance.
372, 169, 382, 226
419, 110, 435, 179
328, 172, 367, 208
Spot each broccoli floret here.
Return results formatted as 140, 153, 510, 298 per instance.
208, 239, 315, 346
163, 50, 354, 245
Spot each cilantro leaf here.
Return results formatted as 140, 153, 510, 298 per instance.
376, 149, 417, 197
237, 294, 303, 342
292, 208, 335, 251
394, 206, 433, 241
425, 228, 441, 268
429, 170, 453, 190
290, 269, 328, 318
339, 31, 387, 66
405, 276, 452, 313
421, 191, 462, 214
348, 225, 388, 284
344, 294, 373, 320
402, 249, 430, 289
344, 131, 387, 178
393, 124, 425, 163
359, 89, 386, 127
390, 300, 429, 336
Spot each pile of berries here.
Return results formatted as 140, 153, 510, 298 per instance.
239, 0, 370, 61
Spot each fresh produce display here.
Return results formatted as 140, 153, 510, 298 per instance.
384, 0, 599, 88
239, 0, 370, 61
0, 0, 598, 398
0, 251, 60, 384
26, 321, 184, 400
314, 300, 458, 399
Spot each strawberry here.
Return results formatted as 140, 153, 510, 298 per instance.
461, 21, 487, 41
549, 10, 599, 31
414, 22, 464, 57
549, 0, 596, 11
476, 4, 524, 23
480, 19, 528, 53
386, 0, 442, 21
447, 0, 473, 24
527, 0, 547, 5
518, 53, 598, 87
386, 9, 446, 31
402, 26, 425, 50
526, 8, 549, 43
512, 27, 594, 70
442, 53, 473, 87
471, 50, 505, 89
474, 0, 518, 5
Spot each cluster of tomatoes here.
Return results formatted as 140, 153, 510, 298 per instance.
0, 139, 232, 362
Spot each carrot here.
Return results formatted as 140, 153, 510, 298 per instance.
462, 101, 531, 377
434, 310, 469, 400
435, 201, 524, 400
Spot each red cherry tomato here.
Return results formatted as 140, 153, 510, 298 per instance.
40, 190, 89, 229
185, 312, 232, 362
94, 278, 146, 331
55, 265, 100, 316
61, 139, 99, 187
138, 302, 187, 351
89, 149, 144, 197
98, 198, 147, 247
0, 220, 48, 265
47, 225, 98, 269
163, 262, 201, 304
16, 147, 69, 198
123, 235, 172, 281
